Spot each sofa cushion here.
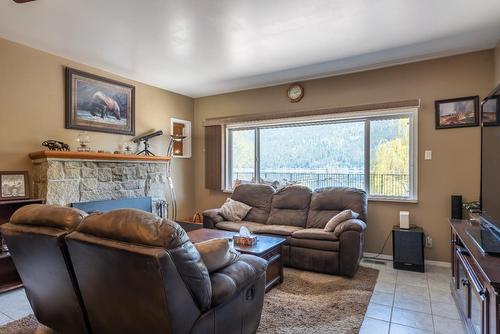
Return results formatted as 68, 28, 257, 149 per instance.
306, 187, 367, 228
231, 184, 276, 224
291, 228, 338, 241
195, 238, 240, 273
324, 209, 359, 232
289, 238, 339, 252
257, 225, 303, 236
210, 254, 267, 306
219, 198, 252, 222
215, 221, 265, 233
266, 185, 312, 227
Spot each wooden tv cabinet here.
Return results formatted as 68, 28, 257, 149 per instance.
450, 219, 500, 334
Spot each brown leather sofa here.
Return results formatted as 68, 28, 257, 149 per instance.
203, 185, 367, 277
3, 205, 268, 334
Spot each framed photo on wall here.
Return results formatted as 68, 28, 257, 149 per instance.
65, 68, 135, 135
435, 96, 479, 129
482, 95, 499, 126
0, 171, 30, 201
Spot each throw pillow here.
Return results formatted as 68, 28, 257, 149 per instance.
195, 238, 240, 273
324, 209, 359, 232
219, 198, 252, 221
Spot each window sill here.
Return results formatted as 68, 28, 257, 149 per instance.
368, 197, 418, 204
222, 188, 417, 203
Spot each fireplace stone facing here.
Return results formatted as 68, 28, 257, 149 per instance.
31, 158, 168, 208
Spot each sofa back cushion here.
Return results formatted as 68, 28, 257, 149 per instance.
266, 185, 312, 227
231, 184, 275, 223
307, 187, 367, 228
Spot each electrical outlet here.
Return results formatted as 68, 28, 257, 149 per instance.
425, 236, 433, 248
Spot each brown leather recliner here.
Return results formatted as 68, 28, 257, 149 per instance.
1, 205, 91, 334
66, 209, 268, 334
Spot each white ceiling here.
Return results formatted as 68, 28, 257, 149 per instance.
1, 0, 500, 97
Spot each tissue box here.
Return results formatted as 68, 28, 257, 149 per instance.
233, 234, 257, 246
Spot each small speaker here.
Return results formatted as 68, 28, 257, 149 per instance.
400, 211, 410, 229
451, 195, 463, 219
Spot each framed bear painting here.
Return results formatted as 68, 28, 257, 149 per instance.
65, 68, 135, 135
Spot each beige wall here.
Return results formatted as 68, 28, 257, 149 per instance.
495, 41, 500, 85
0, 38, 195, 217
193, 50, 494, 262
1, 35, 495, 262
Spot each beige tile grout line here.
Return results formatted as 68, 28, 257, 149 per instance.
0, 311, 14, 321
427, 271, 436, 333
388, 268, 397, 334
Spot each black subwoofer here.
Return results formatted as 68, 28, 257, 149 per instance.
392, 226, 424, 272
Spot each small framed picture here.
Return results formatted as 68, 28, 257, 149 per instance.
482, 96, 499, 126
435, 96, 479, 129
0, 171, 30, 201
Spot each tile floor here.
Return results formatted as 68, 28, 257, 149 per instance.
0, 260, 464, 334
360, 259, 464, 334
0, 287, 32, 326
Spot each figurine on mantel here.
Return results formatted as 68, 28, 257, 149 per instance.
76, 132, 91, 152
121, 141, 136, 155
42, 140, 70, 151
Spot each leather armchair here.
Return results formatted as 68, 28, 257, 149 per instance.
1, 205, 91, 334
66, 208, 267, 334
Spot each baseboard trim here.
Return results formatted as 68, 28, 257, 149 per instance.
362, 252, 451, 268
363, 252, 393, 261
425, 259, 451, 268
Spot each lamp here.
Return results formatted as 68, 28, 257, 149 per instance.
166, 134, 186, 220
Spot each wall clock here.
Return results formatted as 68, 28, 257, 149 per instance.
287, 83, 304, 103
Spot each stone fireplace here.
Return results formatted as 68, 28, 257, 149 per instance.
29, 151, 169, 209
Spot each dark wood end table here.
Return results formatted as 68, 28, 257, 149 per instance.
188, 228, 286, 292
0, 198, 44, 293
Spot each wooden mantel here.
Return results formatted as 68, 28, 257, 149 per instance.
28, 150, 170, 162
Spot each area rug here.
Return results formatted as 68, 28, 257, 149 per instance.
0, 315, 51, 334
0, 267, 377, 334
258, 266, 378, 334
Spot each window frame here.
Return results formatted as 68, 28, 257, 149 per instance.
224, 107, 418, 202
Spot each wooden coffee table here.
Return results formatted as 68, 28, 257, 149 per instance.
188, 228, 286, 292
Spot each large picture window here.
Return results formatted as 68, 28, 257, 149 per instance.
226, 108, 418, 201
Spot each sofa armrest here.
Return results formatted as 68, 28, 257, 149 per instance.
333, 219, 366, 238
202, 209, 224, 229
209, 254, 267, 306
